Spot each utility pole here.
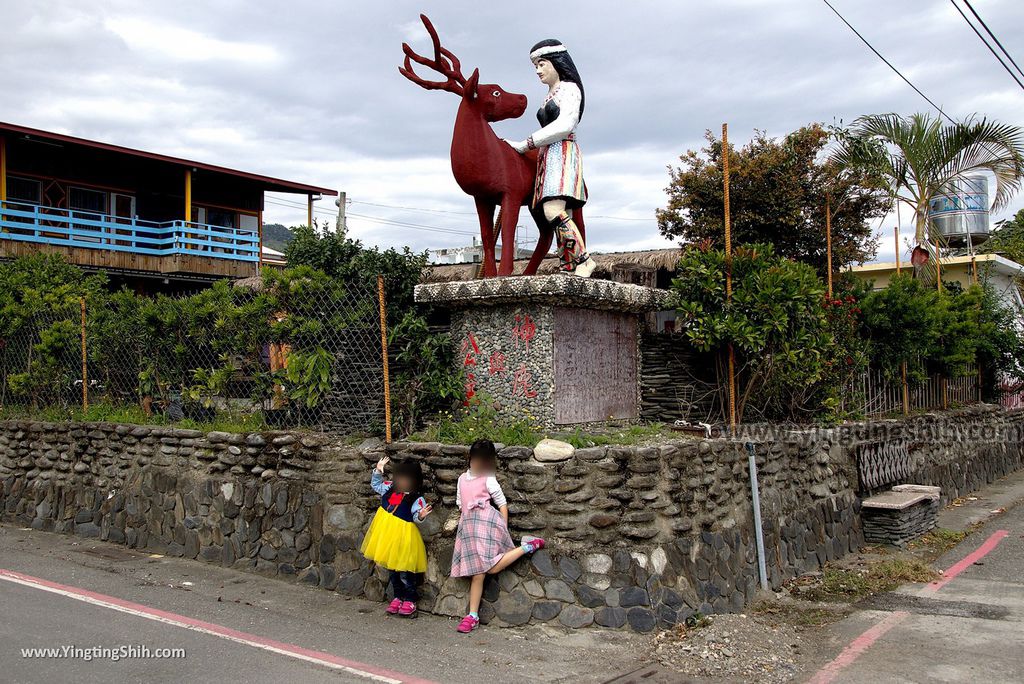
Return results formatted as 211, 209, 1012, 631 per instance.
335, 191, 347, 236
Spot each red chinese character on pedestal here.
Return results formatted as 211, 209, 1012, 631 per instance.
488, 350, 507, 376
512, 314, 536, 354
511, 363, 538, 398
460, 332, 481, 404
460, 332, 480, 367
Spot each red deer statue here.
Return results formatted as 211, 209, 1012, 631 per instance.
399, 14, 584, 277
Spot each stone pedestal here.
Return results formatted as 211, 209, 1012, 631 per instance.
415, 275, 672, 427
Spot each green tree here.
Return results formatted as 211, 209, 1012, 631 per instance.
283, 224, 456, 435
833, 113, 1024, 246
982, 208, 1024, 265
284, 223, 426, 321
939, 284, 1024, 395
0, 254, 108, 408
657, 124, 889, 273
860, 274, 944, 383
672, 243, 833, 422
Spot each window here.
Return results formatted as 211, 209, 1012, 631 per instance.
69, 187, 107, 214
238, 213, 258, 233
68, 187, 107, 242
2, 176, 42, 231
7, 176, 41, 204
206, 209, 237, 229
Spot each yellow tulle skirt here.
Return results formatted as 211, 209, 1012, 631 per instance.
360, 507, 427, 573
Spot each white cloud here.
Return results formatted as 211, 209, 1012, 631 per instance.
1, 0, 1022, 261
103, 17, 280, 65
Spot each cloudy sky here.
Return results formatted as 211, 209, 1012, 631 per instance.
3, 0, 1024, 263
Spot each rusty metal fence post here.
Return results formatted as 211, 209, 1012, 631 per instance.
722, 123, 737, 431
377, 274, 392, 443
900, 361, 910, 416
80, 297, 88, 412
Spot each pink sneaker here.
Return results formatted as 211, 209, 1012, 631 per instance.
456, 614, 479, 633
521, 536, 545, 554
385, 598, 402, 614
398, 601, 417, 617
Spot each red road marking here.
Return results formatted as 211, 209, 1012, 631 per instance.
0, 568, 436, 684
805, 529, 1010, 684
922, 529, 1009, 593
806, 611, 909, 684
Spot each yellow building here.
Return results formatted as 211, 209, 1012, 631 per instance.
847, 253, 1024, 312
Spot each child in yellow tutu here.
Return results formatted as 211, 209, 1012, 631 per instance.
360, 456, 433, 617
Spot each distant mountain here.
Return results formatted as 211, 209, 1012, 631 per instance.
262, 223, 294, 252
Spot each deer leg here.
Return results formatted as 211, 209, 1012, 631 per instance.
474, 199, 497, 277
497, 197, 521, 276
524, 205, 553, 276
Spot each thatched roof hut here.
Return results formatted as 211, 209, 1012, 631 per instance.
421, 248, 683, 288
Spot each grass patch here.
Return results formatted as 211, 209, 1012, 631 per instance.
801, 558, 938, 603
413, 400, 542, 447
1, 401, 162, 425
0, 401, 270, 435
753, 600, 849, 628
555, 423, 672, 448
414, 414, 676, 448
909, 528, 967, 557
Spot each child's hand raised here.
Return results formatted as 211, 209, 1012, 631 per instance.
418, 503, 434, 520
375, 456, 390, 473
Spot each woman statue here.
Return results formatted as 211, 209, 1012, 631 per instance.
507, 39, 597, 277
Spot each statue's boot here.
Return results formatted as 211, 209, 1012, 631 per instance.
552, 211, 596, 277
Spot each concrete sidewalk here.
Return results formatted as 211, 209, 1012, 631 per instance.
807, 469, 1024, 684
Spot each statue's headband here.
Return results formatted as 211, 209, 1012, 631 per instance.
530, 44, 567, 61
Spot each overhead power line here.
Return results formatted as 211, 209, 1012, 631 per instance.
951, 0, 1024, 91
263, 197, 476, 237
820, 0, 954, 123
348, 199, 477, 217
963, 0, 1024, 79
350, 198, 653, 222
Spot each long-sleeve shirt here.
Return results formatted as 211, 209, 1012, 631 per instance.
529, 82, 582, 148
371, 469, 427, 523
455, 471, 507, 511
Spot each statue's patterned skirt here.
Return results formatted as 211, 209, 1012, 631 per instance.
533, 135, 587, 209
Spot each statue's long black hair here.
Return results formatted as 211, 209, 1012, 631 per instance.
530, 39, 585, 120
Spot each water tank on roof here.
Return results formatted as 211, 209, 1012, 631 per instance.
928, 175, 990, 247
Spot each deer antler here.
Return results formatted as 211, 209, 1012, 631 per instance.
399, 14, 466, 95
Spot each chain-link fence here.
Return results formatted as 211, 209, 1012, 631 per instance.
0, 274, 387, 435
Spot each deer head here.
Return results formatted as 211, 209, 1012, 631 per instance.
400, 14, 527, 123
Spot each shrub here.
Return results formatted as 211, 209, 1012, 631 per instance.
673, 242, 833, 422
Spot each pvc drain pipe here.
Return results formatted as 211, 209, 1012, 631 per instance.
746, 442, 769, 592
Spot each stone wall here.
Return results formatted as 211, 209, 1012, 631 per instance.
811, 405, 1024, 505
2, 406, 1022, 632
640, 332, 718, 424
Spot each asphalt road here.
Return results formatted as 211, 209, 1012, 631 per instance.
811, 481, 1024, 684
0, 525, 643, 684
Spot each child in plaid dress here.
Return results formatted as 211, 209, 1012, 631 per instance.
450, 439, 545, 633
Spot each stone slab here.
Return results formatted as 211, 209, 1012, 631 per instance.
861, 490, 931, 510
892, 484, 941, 500
414, 275, 672, 313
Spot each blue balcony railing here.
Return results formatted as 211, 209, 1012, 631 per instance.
0, 201, 259, 262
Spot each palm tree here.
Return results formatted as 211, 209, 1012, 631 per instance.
833, 113, 1024, 246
